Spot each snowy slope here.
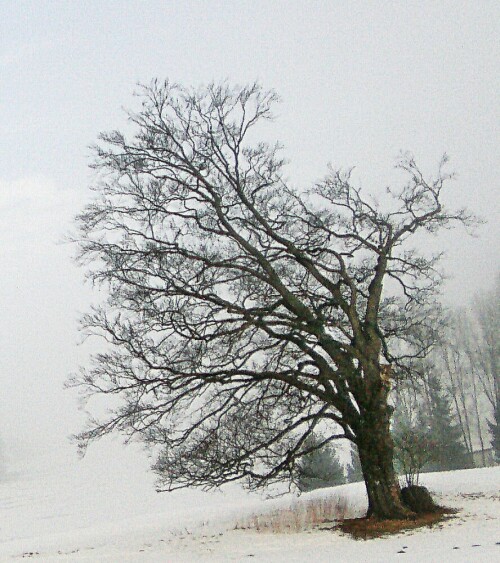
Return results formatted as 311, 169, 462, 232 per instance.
0, 447, 498, 562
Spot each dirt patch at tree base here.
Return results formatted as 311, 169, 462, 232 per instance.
336, 509, 457, 540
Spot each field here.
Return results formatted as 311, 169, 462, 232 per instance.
0, 445, 498, 562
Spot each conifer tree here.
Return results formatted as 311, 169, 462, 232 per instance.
488, 406, 500, 462
422, 374, 470, 471
294, 433, 345, 492
346, 445, 363, 483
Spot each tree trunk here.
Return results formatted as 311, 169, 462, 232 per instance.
356, 400, 414, 519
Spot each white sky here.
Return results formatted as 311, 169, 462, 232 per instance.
0, 1, 498, 469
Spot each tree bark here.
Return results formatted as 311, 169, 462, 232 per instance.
356, 397, 414, 519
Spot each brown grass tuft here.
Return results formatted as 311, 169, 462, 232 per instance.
234, 494, 351, 533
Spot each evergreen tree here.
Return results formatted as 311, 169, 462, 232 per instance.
423, 374, 470, 471
488, 404, 500, 462
294, 434, 345, 492
346, 445, 363, 483
391, 370, 470, 479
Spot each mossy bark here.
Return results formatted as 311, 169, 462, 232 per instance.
356, 392, 414, 520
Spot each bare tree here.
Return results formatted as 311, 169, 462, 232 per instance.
70, 81, 473, 519
474, 273, 500, 459
455, 311, 488, 462
441, 338, 475, 462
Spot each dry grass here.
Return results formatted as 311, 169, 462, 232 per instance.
234, 494, 351, 533
233, 493, 458, 538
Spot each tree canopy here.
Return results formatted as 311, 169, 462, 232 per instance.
71, 80, 473, 518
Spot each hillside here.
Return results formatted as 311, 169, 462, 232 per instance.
0, 445, 498, 562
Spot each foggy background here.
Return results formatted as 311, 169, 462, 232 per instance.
0, 1, 498, 478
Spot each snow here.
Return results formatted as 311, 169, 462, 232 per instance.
0, 447, 498, 562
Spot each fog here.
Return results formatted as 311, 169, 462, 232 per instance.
1, 1, 498, 477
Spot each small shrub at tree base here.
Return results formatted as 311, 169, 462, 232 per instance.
393, 426, 437, 487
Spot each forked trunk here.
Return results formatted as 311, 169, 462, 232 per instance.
356, 402, 413, 519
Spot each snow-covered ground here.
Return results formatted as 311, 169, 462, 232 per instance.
0, 446, 498, 562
